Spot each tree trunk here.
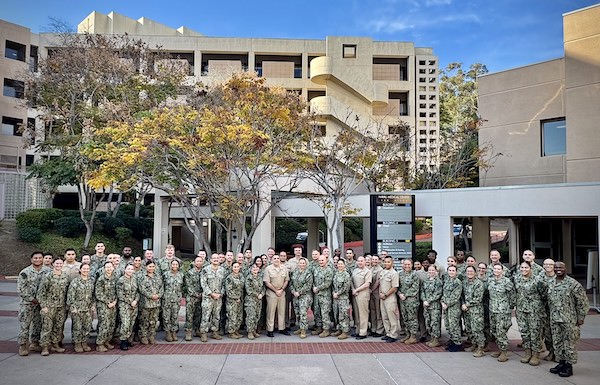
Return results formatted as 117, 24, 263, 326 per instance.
111, 192, 123, 218
216, 225, 223, 254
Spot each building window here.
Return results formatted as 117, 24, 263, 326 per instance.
29, 45, 38, 72
1, 116, 23, 136
5, 40, 26, 62
342, 44, 356, 58
541, 118, 566, 156
3, 78, 25, 98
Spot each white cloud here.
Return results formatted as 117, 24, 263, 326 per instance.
365, 11, 480, 34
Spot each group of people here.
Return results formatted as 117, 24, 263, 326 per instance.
17, 243, 589, 377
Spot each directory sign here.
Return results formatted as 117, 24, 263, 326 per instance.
370, 194, 415, 270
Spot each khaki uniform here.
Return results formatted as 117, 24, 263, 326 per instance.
379, 268, 400, 339
263, 264, 289, 332
351, 267, 372, 336
369, 264, 385, 335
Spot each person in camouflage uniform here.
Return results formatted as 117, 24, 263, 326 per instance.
332, 260, 351, 340
199, 253, 227, 342
462, 266, 485, 357
547, 262, 589, 378
441, 265, 463, 352
421, 265, 443, 347
540, 258, 556, 362
225, 262, 245, 339
487, 249, 511, 279
67, 263, 94, 353
488, 262, 515, 362
290, 257, 313, 338
117, 264, 139, 350
157, 244, 177, 279
90, 242, 107, 276
95, 261, 118, 352
312, 255, 333, 336
17, 251, 50, 356
138, 260, 164, 344
398, 259, 420, 344
476, 262, 492, 347
245, 263, 265, 340
514, 261, 547, 366
184, 253, 205, 341
38, 258, 69, 356
162, 259, 184, 342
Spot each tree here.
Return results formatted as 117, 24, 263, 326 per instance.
411, 62, 499, 189
24, 32, 186, 247
87, 73, 314, 253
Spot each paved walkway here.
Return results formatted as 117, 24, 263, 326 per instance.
1, 279, 599, 384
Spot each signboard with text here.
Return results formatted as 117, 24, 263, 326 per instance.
370, 194, 415, 270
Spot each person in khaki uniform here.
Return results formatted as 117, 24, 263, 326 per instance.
379, 256, 400, 342
369, 255, 385, 337
351, 256, 372, 339
263, 254, 289, 337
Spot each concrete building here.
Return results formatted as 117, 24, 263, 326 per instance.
475, 4, 600, 275
0, 11, 439, 221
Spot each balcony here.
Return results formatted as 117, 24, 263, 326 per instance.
309, 56, 332, 85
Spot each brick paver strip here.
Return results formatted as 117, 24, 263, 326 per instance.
2, 339, 600, 355
0, 292, 19, 297
0, 310, 18, 317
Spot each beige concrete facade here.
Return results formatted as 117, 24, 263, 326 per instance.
479, 4, 600, 186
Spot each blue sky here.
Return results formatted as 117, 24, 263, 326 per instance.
2, 0, 598, 73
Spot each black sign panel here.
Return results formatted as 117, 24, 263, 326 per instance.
370, 194, 415, 270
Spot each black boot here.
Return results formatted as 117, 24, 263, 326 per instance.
550, 360, 566, 374
120, 340, 129, 351
558, 363, 573, 378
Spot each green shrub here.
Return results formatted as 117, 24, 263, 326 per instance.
415, 241, 433, 261
16, 208, 63, 230
115, 227, 133, 242
54, 216, 86, 238
18, 226, 43, 243
100, 216, 125, 237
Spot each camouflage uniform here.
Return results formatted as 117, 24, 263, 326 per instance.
290, 268, 313, 331
66, 276, 94, 344
442, 276, 463, 345
95, 273, 118, 346
225, 272, 245, 333
312, 265, 333, 330
200, 265, 227, 333
477, 275, 492, 344
487, 264, 511, 280
162, 271, 184, 333
462, 278, 485, 349
90, 254, 106, 277
38, 271, 69, 347
488, 276, 515, 351
245, 272, 265, 335
540, 273, 556, 357
514, 274, 547, 353
398, 270, 420, 337
17, 265, 49, 346
547, 275, 589, 364
333, 269, 351, 333
184, 267, 203, 335
138, 273, 164, 340
117, 275, 139, 341
421, 276, 443, 339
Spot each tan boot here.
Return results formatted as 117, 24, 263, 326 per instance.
50, 343, 65, 353
29, 342, 42, 352
337, 332, 348, 340
473, 347, 485, 357
96, 344, 108, 352
465, 345, 476, 352
248, 332, 255, 340
319, 329, 330, 338
140, 336, 149, 345
491, 351, 501, 358
399, 335, 409, 343
171, 331, 178, 341
311, 328, 323, 336
18, 344, 29, 356
300, 329, 307, 339
544, 351, 555, 362
148, 335, 156, 344
520, 348, 532, 363
404, 335, 418, 345
331, 330, 342, 337
427, 337, 440, 348
293, 329, 302, 335
497, 350, 509, 362
165, 331, 173, 342
74, 342, 84, 353
211, 331, 223, 340
229, 333, 240, 339
185, 330, 192, 341
81, 342, 92, 352
234, 331, 242, 338
105, 341, 115, 350
529, 352, 541, 366
41, 346, 49, 356
200, 333, 208, 343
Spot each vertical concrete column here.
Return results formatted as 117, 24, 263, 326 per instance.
562, 219, 573, 273
248, 51, 255, 74
432, 215, 452, 269
152, 195, 170, 257
362, 217, 371, 254
307, 218, 320, 254
508, 219, 520, 266
472, 217, 491, 263
194, 50, 202, 77
302, 52, 308, 81
252, 209, 273, 255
